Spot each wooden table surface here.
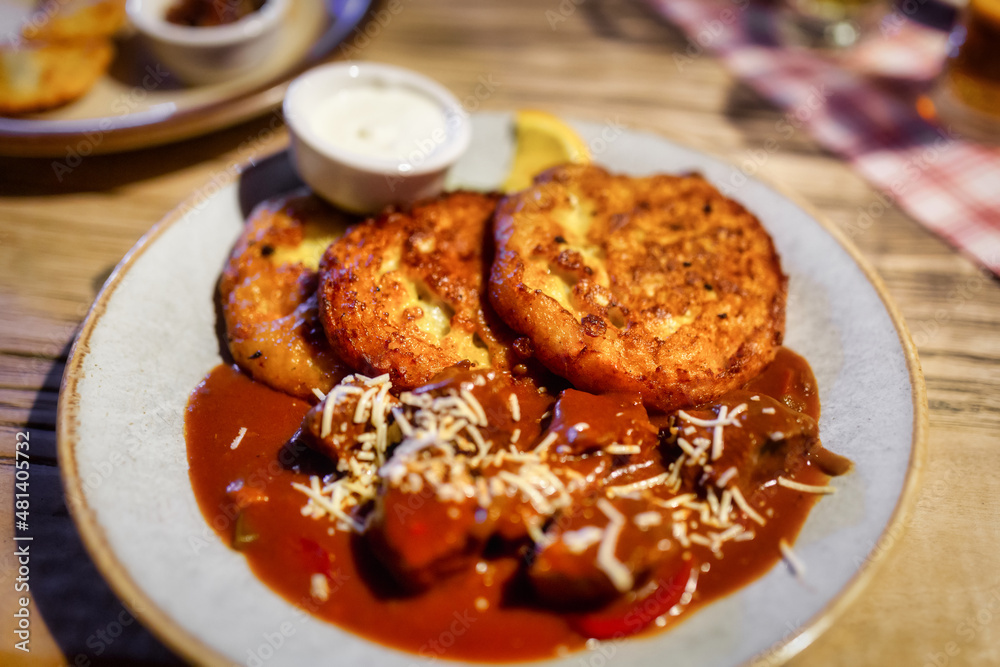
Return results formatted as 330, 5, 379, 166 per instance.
2, 0, 998, 665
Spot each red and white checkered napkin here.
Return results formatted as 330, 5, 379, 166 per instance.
647, 0, 1000, 275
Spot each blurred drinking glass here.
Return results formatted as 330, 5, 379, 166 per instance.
779, 0, 892, 48
930, 0, 1000, 141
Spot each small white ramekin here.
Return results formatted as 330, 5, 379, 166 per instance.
126, 0, 288, 85
283, 62, 472, 214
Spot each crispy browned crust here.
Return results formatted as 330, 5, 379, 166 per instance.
318, 191, 524, 389
0, 38, 113, 115
490, 164, 787, 412
219, 192, 356, 399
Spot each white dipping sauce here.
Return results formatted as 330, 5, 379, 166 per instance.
309, 85, 449, 165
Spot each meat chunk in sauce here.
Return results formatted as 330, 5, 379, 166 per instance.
365, 381, 665, 595
300, 376, 398, 464
528, 496, 679, 609
362, 367, 554, 590
670, 390, 821, 498
367, 488, 481, 590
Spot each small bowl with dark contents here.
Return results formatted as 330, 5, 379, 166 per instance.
126, 0, 288, 85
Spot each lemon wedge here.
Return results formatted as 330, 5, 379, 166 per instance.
973, 0, 1000, 25
502, 110, 590, 193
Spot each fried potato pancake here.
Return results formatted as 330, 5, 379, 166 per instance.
21, 0, 127, 41
319, 192, 522, 389
0, 38, 112, 115
490, 164, 787, 412
220, 192, 356, 399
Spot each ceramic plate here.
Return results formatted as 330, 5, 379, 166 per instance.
0, 0, 371, 156
57, 113, 927, 666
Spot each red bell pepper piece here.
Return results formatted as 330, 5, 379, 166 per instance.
571, 560, 693, 639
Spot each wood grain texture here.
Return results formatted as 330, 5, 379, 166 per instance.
0, 0, 998, 664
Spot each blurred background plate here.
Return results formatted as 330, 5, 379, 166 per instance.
57, 113, 926, 666
0, 0, 371, 156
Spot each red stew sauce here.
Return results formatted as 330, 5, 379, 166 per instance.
186, 347, 844, 661
166, 0, 265, 27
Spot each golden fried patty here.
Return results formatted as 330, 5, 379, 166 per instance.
21, 0, 127, 41
490, 164, 786, 412
318, 191, 521, 389
220, 192, 356, 399
0, 38, 113, 115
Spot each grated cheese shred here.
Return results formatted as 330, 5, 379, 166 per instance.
777, 476, 837, 494
229, 427, 247, 450
509, 392, 521, 422
596, 499, 634, 592
730, 486, 766, 526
